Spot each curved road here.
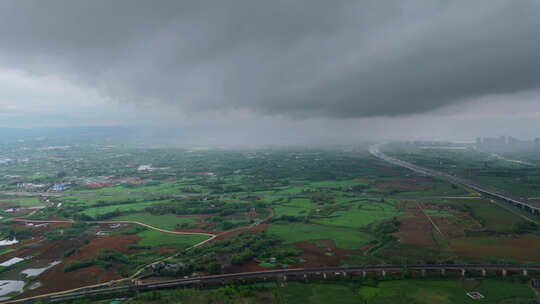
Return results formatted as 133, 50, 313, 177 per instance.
7, 217, 216, 303
6, 207, 275, 304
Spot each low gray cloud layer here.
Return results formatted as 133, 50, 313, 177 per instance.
1, 0, 540, 119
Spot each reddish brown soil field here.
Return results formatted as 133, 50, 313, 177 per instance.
18, 234, 142, 298
292, 240, 363, 268
22, 265, 121, 297
70, 234, 141, 260
431, 213, 481, 238
34, 239, 81, 259
0, 237, 47, 261
450, 235, 540, 263
156, 247, 177, 254
397, 204, 438, 249
49, 222, 72, 228
0, 200, 15, 207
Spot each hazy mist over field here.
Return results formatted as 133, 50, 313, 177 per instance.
1, 1, 540, 144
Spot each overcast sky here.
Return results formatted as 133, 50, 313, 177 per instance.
1, 1, 540, 144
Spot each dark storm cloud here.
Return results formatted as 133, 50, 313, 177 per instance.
1, 0, 540, 118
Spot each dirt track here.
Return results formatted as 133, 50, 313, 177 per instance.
6, 208, 276, 304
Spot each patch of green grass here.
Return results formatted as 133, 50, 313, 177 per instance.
17, 197, 43, 206
277, 186, 309, 194
136, 230, 210, 250
358, 286, 380, 301
393, 181, 469, 197
259, 262, 276, 268
464, 199, 527, 232
263, 195, 283, 203
274, 198, 319, 217
268, 223, 372, 250
424, 209, 453, 217
311, 179, 367, 189
477, 279, 535, 302
81, 200, 171, 219
113, 213, 199, 230
278, 282, 361, 304
0, 247, 14, 256
59, 194, 145, 207
367, 279, 535, 304
313, 200, 397, 228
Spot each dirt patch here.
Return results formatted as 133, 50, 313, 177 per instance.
431, 213, 481, 238
397, 203, 438, 249
34, 239, 81, 259
69, 234, 141, 260
156, 246, 176, 254
292, 240, 362, 268
21, 264, 121, 297
19, 234, 142, 298
49, 222, 72, 228
450, 235, 540, 263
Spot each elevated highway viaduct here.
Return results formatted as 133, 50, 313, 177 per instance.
6, 264, 540, 304
369, 144, 540, 218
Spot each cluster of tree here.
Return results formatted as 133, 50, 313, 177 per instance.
511, 221, 539, 234
144, 198, 264, 217
268, 215, 309, 223
46, 223, 91, 241
64, 249, 144, 277
0, 225, 32, 241
156, 232, 300, 277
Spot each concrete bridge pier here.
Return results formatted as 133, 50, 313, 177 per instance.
523, 269, 528, 276
362, 271, 367, 278
323, 273, 327, 279
441, 269, 445, 276
381, 270, 386, 277
342, 271, 347, 277
421, 269, 426, 277
461, 269, 465, 277
481, 269, 486, 277
502, 269, 507, 277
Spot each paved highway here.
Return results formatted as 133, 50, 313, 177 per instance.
369, 144, 540, 219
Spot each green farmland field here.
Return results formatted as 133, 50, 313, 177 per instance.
273, 198, 319, 217
81, 200, 171, 218
268, 223, 372, 250
112, 213, 199, 230
276, 279, 535, 304
313, 200, 398, 228
137, 229, 210, 250
16, 197, 43, 206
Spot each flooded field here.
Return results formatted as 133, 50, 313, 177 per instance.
0, 280, 25, 300
0, 239, 18, 246
21, 261, 61, 278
